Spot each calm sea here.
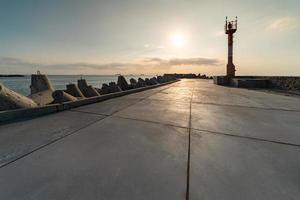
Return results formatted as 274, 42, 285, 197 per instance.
0, 75, 152, 96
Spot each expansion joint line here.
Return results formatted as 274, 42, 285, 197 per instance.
0, 117, 104, 169
186, 87, 194, 200
0, 82, 178, 169
111, 83, 176, 115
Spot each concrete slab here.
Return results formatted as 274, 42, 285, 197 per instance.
163, 85, 194, 95
191, 103, 300, 145
0, 111, 105, 167
193, 80, 300, 111
190, 130, 300, 200
192, 89, 266, 108
115, 99, 190, 128
233, 89, 300, 111
73, 97, 141, 115
192, 80, 268, 108
148, 85, 193, 102
0, 117, 188, 200
123, 83, 174, 99
148, 92, 192, 102
0, 79, 299, 199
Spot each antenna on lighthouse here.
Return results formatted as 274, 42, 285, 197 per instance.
225, 16, 228, 32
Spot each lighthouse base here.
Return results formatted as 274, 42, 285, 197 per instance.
226, 63, 236, 77
213, 76, 269, 89
230, 78, 269, 88
213, 76, 230, 86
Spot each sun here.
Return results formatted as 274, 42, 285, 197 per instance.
170, 32, 186, 48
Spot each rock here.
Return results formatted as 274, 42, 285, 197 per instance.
145, 78, 156, 85
130, 78, 139, 88
101, 82, 122, 94
28, 72, 54, 106
109, 82, 122, 93
163, 74, 176, 82
137, 78, 146, 87
30, 72, 54, 94
150, 77, 159, 84
65, 83, 85, 98
163, 74, 177, 80
78, 79, 89, 88
145, 78, 152, 85
100, 83, 110, 95
78, 79, 100, 97
28, 90, 54, 107
52, 90, 77, 103
0, 83, 38, 111
95, 88, 102, 94
157, 76, 166, 83
117, 76, 130, 90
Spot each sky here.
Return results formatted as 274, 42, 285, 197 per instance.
0, 0, 299, 75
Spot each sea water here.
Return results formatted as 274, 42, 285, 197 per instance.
0, 75, 152, 96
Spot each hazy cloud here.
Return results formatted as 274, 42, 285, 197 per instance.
269, 17, 300, 31
0, 56, 221, 74
144, 57, 221, 66
143, 44, 165, 49
0, 57, 37, 67
0, 57, 137, 70
45, 62, 138, 70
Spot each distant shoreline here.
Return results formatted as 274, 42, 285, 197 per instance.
0, 75, 25, 77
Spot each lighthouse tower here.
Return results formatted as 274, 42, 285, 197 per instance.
225, 16, 238, 77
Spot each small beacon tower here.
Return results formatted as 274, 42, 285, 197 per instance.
225, 16, 238, 77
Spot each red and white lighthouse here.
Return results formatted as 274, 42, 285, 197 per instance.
225, 16, 238, 77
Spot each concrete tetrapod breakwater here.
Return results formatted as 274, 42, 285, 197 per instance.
52, 90, 78, 104
78, 79, 100, 97
0, 83, 38, 111
28, 73, 54, 106
0, 75, 178, 123
65, 83, 85, 98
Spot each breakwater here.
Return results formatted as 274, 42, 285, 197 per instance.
0, 73, 178, 123
0, 75, 153, 96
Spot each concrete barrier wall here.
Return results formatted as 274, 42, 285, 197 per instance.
0, 80, 179, 124
263, 76, 300, 91
214, 76, 300, 91
234, 76, 300, 91
213, 76, 229, 85
230, 78, 268, 88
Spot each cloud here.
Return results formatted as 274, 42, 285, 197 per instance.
269, 17, 300, 31
0, 57, 37, 67
144, 57, 221, 66
0, 56, 221, 74
143, 44, 165, 49
0, 57, 137, 71
45, 62, 138, 70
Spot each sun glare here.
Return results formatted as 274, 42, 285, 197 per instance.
170, 32, 186, 48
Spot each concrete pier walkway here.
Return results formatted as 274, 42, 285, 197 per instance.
0, 79, 300, 200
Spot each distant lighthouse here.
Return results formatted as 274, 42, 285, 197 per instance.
225, 16, 238, 77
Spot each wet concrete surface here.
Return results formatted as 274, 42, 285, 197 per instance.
0, 79, 299, 199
